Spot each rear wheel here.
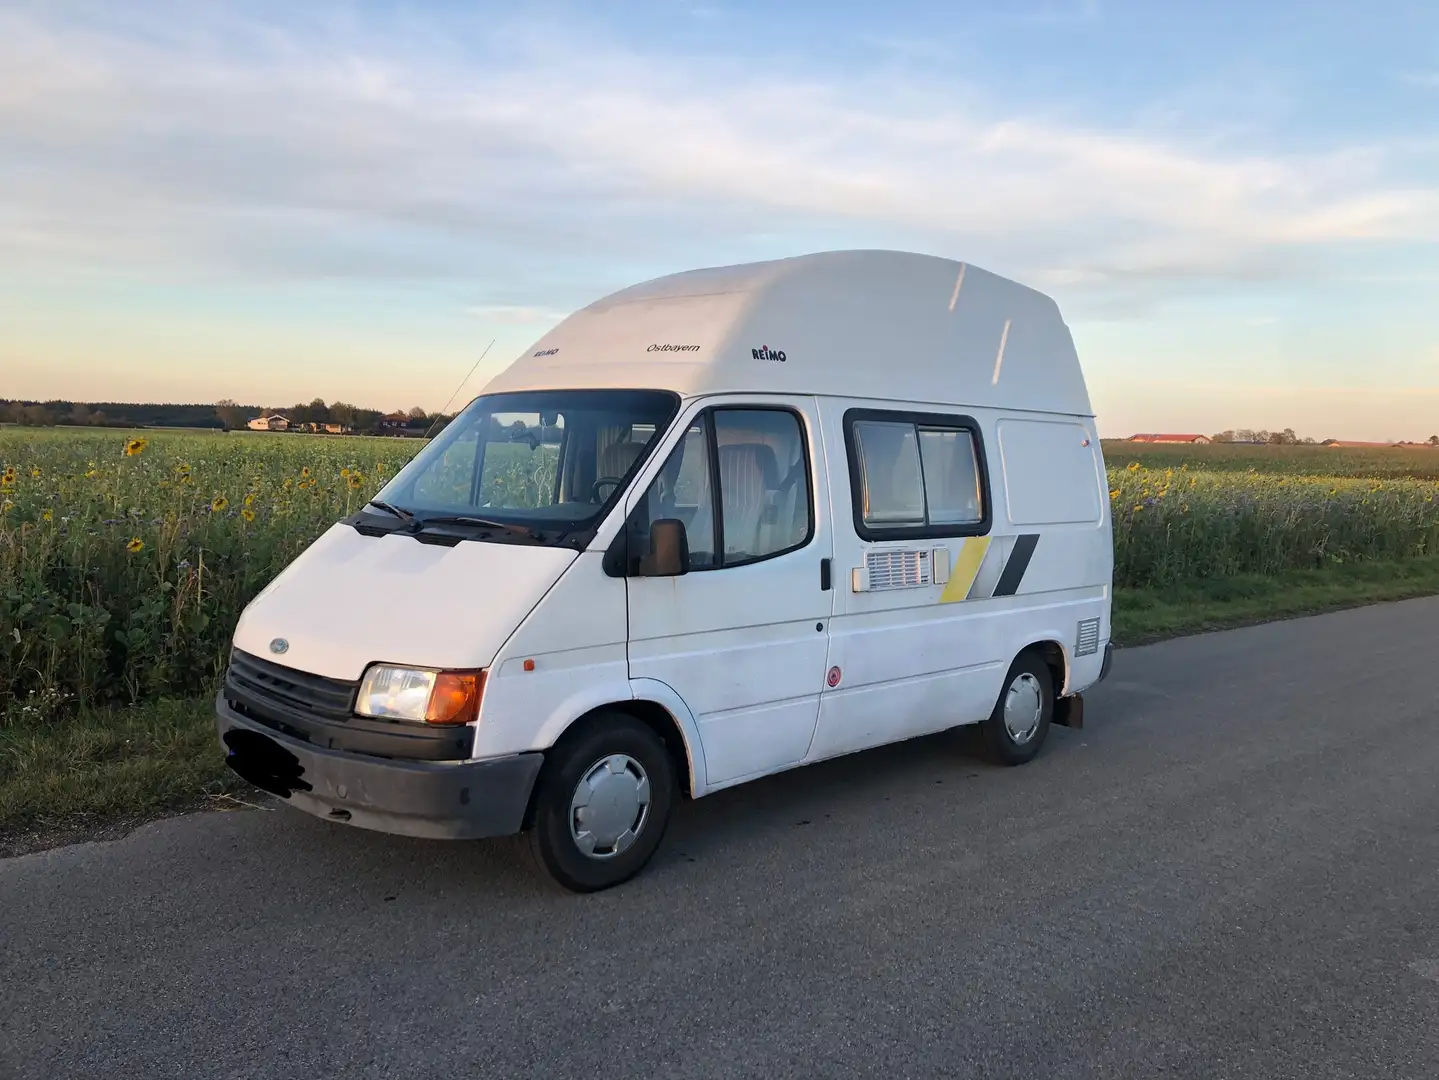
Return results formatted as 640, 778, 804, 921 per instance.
525, 713, 677, 893
980, 650, 1054, 765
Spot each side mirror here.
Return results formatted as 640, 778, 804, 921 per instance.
638, 518, 690, 577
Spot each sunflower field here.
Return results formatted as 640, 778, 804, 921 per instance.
3, 427, 1439, 715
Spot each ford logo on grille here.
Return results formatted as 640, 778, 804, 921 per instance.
269, 638, 289, 655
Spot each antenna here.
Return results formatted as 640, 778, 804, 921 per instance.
423, 338, 495, 441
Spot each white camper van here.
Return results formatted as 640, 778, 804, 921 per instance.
217, 250, 1114, 892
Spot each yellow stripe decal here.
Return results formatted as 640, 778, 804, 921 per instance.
940, 536, 991, 603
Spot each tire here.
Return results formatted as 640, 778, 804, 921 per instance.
524, 712, 677, 893
980, 649, 1054, 766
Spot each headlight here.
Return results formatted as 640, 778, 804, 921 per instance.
355, 665, 484, 725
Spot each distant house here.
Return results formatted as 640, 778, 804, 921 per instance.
378, 412, 410, 430
1127, 433, 1211, 444
297, 421, 350, 434
1320, 439, 1400, 448
246, 414, 290, 431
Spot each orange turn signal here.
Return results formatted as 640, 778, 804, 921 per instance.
424, 670, 485, 725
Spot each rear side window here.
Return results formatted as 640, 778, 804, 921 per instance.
844, 409, 990, 540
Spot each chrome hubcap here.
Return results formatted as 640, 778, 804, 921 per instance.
1003, 672, 1043, 745
569, 754, 650, 859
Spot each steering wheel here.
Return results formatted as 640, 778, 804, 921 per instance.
591, 476, 624, 502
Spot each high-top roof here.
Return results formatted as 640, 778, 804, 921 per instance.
480, 250, 1093, 417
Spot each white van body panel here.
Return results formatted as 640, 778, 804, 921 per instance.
476, 550, 630, 756
231, 523, 575, 681
997, 418, 1105, 527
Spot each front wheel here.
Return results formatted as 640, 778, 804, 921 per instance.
980, 650, 1054, 766
525, 713, 677, 893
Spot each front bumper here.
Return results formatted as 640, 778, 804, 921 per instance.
216, 692, 543, 840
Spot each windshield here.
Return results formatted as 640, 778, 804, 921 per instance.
368, 389, 680, 540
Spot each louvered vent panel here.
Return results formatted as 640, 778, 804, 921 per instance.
1075, 617, 1101, 657
865, 549, 932, 591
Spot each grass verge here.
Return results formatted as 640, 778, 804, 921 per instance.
4, 555, 1439, 855
1112, 554, 1439, 645
0, 696, 244, 857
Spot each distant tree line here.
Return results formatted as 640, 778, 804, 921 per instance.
1, 398, 452, 436
1208, 428, 1317, 445
1209, 429, 1439, 447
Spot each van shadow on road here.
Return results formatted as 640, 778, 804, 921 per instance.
201, 717, 1100, 907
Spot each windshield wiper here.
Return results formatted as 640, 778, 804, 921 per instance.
417, 514, 539, 539
365, 500, 416, 524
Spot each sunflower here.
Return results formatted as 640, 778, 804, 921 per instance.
300, 466, 311, 478
241, 508, 256, 523
211, 496, 229, 512
126, 538, 145, 553
0, 467, 16, 487
341, 467, 351, 478
347, 474, 364, 490
41, 509, 53, 521
244, 492, 256, 507
124, 437, 148, 457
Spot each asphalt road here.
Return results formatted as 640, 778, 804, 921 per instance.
5, 598, 1439, 1080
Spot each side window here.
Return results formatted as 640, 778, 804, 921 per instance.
847, 410, 988, 538
633, 407, 813, 570
713, 409, 811, 564
638, 418, 718, 569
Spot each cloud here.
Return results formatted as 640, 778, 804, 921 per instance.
464, 304, 570, 325
1015, 0, 1102, 25
1400, 72, 1439, 89
2, 1, 1436, 308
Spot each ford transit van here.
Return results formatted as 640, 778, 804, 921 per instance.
216, 249, 1114, 892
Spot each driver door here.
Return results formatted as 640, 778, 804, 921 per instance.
621, 398, 835, 789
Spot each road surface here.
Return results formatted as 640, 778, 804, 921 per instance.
4, 597, 1439, 1079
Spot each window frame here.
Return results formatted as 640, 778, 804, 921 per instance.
841, 407, 993, 542
616, 402, 817, 575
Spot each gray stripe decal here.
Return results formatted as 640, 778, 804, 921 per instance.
991, 533, 1039, 597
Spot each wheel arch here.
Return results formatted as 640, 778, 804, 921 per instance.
530, 678, 707, 809
1018, 637, 1071, 698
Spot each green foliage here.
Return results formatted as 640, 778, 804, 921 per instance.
3, 430, 1439, 715
1101, 440, 1439, 481
0, 429, 424, 711
1107, 460, 1439, 588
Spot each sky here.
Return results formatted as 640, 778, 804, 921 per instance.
2, 0, 1437, 441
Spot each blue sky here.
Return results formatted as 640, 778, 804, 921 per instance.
3, 0, 1437, 439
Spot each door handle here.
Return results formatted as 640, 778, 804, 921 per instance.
820, 558, 832, 591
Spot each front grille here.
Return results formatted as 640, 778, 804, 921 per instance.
225, 648, 358, 723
